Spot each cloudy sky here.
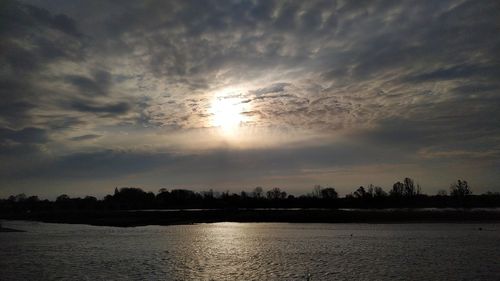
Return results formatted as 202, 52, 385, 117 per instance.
1, 0, 499, 198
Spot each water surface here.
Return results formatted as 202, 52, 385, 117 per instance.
1, 221, 499, 280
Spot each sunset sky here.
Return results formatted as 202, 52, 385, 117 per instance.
1, 0, 499, 198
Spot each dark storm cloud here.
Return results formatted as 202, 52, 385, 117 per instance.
1, 0, 500, 195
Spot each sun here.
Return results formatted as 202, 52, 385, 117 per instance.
210, 96, 245, 135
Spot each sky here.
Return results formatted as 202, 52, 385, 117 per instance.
1, 0, 499, 198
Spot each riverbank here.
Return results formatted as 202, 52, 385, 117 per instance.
2, 209, 500, 227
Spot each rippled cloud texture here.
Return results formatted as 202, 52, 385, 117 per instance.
1, 0, 499, 197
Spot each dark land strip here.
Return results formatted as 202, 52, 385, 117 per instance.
2, 209, 500, 228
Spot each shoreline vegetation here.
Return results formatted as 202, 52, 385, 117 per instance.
1, 179, 499, 227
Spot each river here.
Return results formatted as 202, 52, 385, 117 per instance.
1, 221, 499, 280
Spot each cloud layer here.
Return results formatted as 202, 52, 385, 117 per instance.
1, 0, 499, 197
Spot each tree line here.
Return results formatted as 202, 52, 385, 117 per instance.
1, 178, 499, 212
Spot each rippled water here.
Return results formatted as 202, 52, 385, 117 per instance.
1, 221, 499, 281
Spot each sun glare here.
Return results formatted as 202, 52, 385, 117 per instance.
210, 96, 246, 135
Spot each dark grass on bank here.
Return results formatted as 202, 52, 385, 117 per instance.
2, 209, 500, 227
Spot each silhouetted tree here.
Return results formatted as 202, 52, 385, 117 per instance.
113, 187, 155, 209
56, 194, 70, 202
373, 186, 387, 198
449, 180, 472, 208
353, 186, 367, 199
240, 191, 248, 199
3, 181, 500, 213
84, 196, 97, 202
321, 187, 338, 200
436, 189, 448, 196
9, 194, 27, 202
202, 189, 214, 200
253, 187, 263, 198
266, 188, 286, 200
403, 177, 420, 197
390, 182, 404, 197
170, 189, 198, 202
450, 180, 472, 197
366, 184, 375, 198
312, 185, 323, 198
221, 190, 230, 200
156, 189, 170, 207
54, 194, 72, 209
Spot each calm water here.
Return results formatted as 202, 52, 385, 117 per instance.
1, 221, 499, 281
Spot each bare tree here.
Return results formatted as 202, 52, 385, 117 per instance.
312, 185, 323, 198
